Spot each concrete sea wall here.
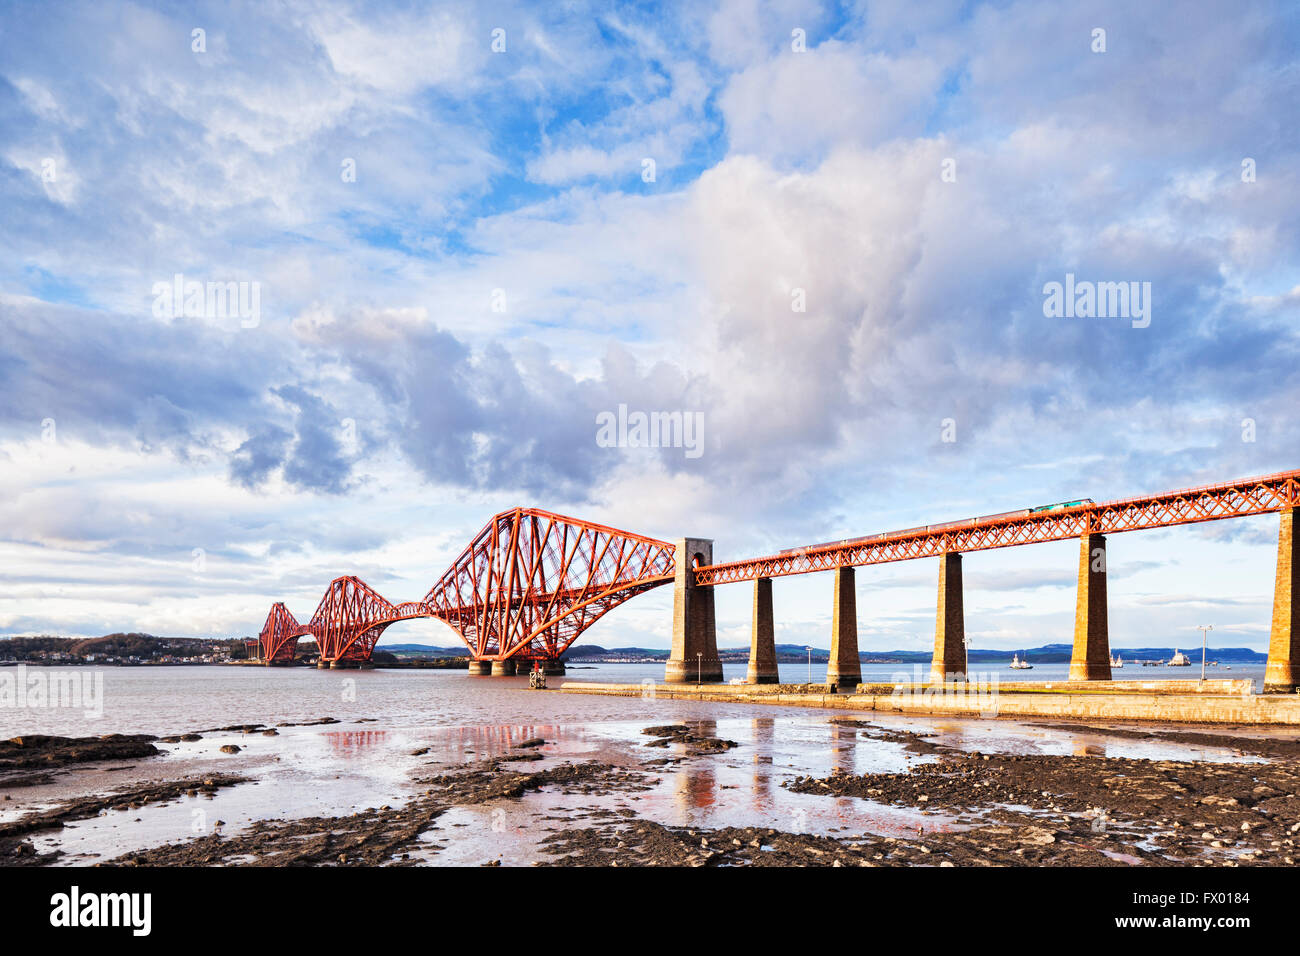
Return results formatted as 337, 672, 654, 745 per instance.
556, 680, 1300, 726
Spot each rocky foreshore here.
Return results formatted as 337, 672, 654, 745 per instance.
3, 717, 1299, 867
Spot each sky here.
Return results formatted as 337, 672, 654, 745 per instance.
1, 0, 1298, 653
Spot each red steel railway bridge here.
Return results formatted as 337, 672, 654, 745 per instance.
255, 468, 1300, 692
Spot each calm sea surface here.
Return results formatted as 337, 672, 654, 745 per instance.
0, 659, 1266, 738
0, 661, 1276, 865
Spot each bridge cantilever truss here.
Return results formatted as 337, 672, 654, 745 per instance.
423, 507, 675, 663
255, 468, 1300, 668
258, 601, 306, 663
256, 509, 675, 666
256, 578, 438, 664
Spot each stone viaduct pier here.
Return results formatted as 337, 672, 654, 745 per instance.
256, 469, 1298, 693
663, 470, 1300, 694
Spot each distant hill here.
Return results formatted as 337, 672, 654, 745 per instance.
859, 643, 1266, 664
4, 634, 1266, 666
380, 643, 470, 658
562, 644, 669, 660
563, 643, 844, 663
957, 643, 1267, 664
560, 642, 1267, 664
0, 633, 239, 662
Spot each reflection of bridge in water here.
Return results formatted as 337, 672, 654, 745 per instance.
428, 724, 572, 762
323, 729, 390, 757
256, 469, 1300, 694
320, 724, 575, 763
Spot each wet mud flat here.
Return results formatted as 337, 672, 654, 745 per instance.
0, 720, 338, 865
770, 719, 1300, 866
0, 773, 247, 865
5, 715, 1300, 866
96, 759, 657, 866
521, 720, 1300, 867
0, 734, 162, 788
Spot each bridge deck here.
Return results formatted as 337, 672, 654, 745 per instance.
695, 468, 1300, 585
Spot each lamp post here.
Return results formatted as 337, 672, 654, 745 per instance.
696, 652, 702, 685
806, 646, 812, 686
1198, 624, 1213, 682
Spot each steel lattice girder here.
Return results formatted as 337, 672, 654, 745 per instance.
423, 508, 675, 661
257, 601, 309, 662
257, 585, 436, 664
308, 576, 436, 662
256, 468, 1300, 664
695, 469, 1300, 586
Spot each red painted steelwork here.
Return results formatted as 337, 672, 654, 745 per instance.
256, 468, 1300, 666
695, 468, 1300, 586
254, 583, 436, 664
256, 601, 310, 662
308, 576, 437, 662
423, 508, 675, 662
257, 510, 675, 665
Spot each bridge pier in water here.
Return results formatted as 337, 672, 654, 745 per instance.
1265, 508, 1299, 693
746, 577, 779, 684
826, 566, 861, 687
467, 656, 562, 676
665, 537, 723, 683
1069, 532, 1112, 681
930, 552, 966, 683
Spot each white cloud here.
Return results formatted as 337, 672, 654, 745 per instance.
311, 7, 471, 94
1, 0, 1297, 651
719, 41, 945, 163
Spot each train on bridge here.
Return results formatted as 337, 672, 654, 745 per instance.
777, 499, 1096, 556
253, 467, 1300, 692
